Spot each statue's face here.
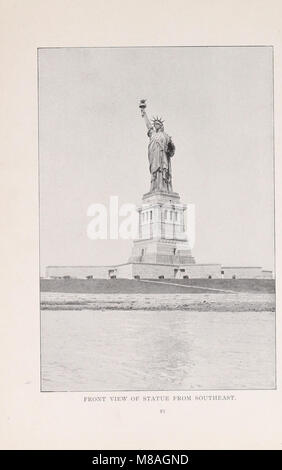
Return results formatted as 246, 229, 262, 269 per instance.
154, 122, 161, 131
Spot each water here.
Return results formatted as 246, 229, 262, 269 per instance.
41, 309, 275, 391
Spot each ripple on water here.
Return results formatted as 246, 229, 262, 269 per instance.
41, 309, 276, 391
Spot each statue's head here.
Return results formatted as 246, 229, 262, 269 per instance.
152, 116, 164, 131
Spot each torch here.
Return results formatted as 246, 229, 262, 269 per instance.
139, 99, 147, 117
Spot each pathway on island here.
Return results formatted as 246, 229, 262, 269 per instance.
137, 279, 239, 294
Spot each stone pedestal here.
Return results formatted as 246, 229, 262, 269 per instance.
129, 190, 195, 265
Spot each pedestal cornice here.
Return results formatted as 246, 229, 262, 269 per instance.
142, 190, 181, 204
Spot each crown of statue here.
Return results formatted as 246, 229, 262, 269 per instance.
152, 116, 164, 125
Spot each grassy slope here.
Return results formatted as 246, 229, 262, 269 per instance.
151, 278, 275, 292
41, 278, 275, 294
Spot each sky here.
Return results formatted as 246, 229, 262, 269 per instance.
39, 47, 274, 274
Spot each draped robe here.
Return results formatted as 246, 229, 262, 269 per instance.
147, 127, 175, 192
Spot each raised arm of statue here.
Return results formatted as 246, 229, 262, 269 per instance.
139, 99, 153, 131
144, 111, 153, 131
141, 110, 152, 131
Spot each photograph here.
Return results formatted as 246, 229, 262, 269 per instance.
39, 46, 275, 392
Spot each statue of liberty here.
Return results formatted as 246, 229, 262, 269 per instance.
139, 100, 175, 192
